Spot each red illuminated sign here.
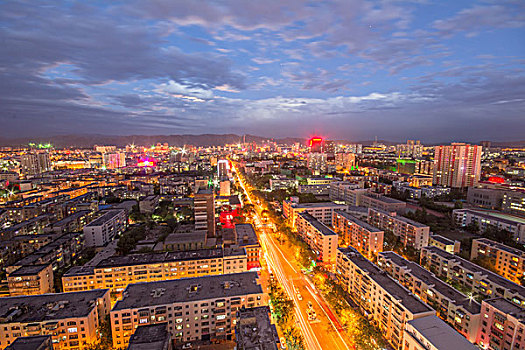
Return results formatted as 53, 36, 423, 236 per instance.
309, 137, 323, 147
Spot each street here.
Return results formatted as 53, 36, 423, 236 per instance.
232, 162, 353, 350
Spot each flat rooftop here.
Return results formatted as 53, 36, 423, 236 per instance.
423, 246, 525, 296
13, 232, 82, 267
293, 201, 346, 209
235, 224, 259, 246
113, 272, 262, 311
473, 238, 525, 257
379, 252, 481, 314
0, 289, 108, 323
9, 265, 49, 277
455, 209, 525, 225
430, 234, 455, 245
407, 316, 478, 350
164, 231, 206, 244
4, 335, 51, 350
85, 209, 124, 227
96, 248, 225, 269
48, 210, 90, 227
236, 306, 279, 350
298, 212, 337, 236
338, 247, 433, 315
484, 298, 525, 322
334, 210, 383, 232
128, 323, 170, 350
364, 193, 406, 204
370, 208, 428, 228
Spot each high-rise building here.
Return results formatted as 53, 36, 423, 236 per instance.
20, 152, 51, 176
102, 152, 126, 169
335, 153, 356, 172
194, 188, 215, 237
396, 140, 423, 158
433, 143, 482, 188
307, 153, 327, 175
217, 159, 230, 180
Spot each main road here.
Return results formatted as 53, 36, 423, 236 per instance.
231, 161, 353, 350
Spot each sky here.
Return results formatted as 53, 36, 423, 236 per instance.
1, 0, 524, 142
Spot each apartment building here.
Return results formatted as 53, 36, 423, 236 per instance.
0, 289, 110, 350
194, 189, 215, 237
404, 315, 478, 350
332, 210, 383, 259
138, 195, 160, 214
296, 212, 338, 264
62, 247, 247, 294
127, 324, 172, 350
7, 264, 54, 296
329, 181, 361, 202
336, 247, 435, 350
470, 238, 525, 285
421, 246, 525, 308
378, 252, 481, 342
476, 298, 525, 350
453, 209, 525, 243
83, 209, 127, 247
234, 224, 261, 270
110, 272, 266, 348
433, 143, 482, 188
361, 193, 407, 213
283, 197, 347, 228
4, 335, 53, 350
428, 234, 460, 254
235, 307, 279, 350
368, 208, 430, 250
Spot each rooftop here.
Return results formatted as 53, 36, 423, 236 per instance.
370, 208, 428, 228
164, 231, 206, 244
96, 248, 225, 269
473, 238, 525, 257
5, 335, 52, 350
338, 247, 433, 315
379, 251, 481, 314
298, 212, 337, 236
423, 246, 525, 296
127, 323, 171, 350
85, 209, 124, 227
291, 201, 346, 209
484, 298, 525, 322
407, 315, 478, 350
9, 264, 49, 277
364, 193, 406, 204
235, 224, 260, 247
334, 210, 383, 232
0, 289, 108, 323
236, 306, 279, 350
429, 234, 455, 245
455, 208, 525, 225
113, 272, 262, 310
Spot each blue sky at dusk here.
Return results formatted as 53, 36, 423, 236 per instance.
1, 0, 524, 142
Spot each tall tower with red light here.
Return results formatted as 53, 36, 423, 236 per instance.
308, 137, 323, 153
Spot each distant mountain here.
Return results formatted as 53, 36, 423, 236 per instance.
0, 134, 304, 148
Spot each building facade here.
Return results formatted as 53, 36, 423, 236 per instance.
332, 210, 383, 259
433, 143, 482, 188
83, 209, 127, 247
296, 212, 338, 264
110, 272, 266, 348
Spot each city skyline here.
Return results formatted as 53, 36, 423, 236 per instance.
1, 1, 524, 141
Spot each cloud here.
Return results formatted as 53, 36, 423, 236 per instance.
156, 81, 214, 102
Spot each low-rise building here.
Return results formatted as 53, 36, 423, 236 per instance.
361, 193, 407, 213
404, 315, 478, 350
476, 298, 525, 350
62, 247, 247, 294
162, 231, 207, 251
332, 210, 383, 259
453, 209, 525, 243
283, 198, 347, 228
336, 247, 435, 350
428, 235, 460, 254
470, 238, 525, 285
0, 289, 110, 350
127, 323, 172, 350
296, 212, 338, 264
139, 196, 160, 214
368, 208, 430, 250
420, 246, 525, 308
234, 224, 260, 270
235, 306, 279, 350
110, 272, 266, 348
7, 264, 54, 296
83, 209, 127, 247
378, 252, 481, 342
5, 335, 53, 350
